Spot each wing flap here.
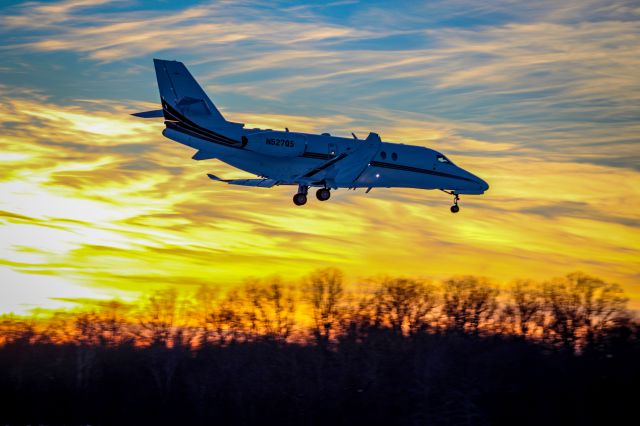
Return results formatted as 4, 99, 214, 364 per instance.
207, 174, 278, 188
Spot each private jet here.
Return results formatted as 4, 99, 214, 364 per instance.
133, 59, 489, 212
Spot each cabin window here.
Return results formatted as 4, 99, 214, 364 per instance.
391, 153, 398, 161
437, 154, 451, 164
380, 151, 387, 159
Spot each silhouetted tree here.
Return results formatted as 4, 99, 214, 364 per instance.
193, 284, 220, 345
0, 315, 36, 345
442, 276, 499, 334
95, 300, 131, 346
373, 278, 438, 335
139, 288, 179, 346
502, 280, 544, 337
305, 268, 345, 345
241, 277, 296, 341
542, 272, 628, 353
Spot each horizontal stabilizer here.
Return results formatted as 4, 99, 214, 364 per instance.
207, 174, 278, 188
131, 109, 164, 118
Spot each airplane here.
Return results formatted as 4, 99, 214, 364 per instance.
133, 59, 489, 213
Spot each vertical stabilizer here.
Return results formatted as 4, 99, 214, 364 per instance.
153, 59, 226, 124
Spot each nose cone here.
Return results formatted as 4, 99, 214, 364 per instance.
475, 175, 489, 192
457, 167, 489, 193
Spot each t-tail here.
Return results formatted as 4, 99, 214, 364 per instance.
132, 59, 244, 145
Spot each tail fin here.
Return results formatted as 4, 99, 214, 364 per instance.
153, 59, 227, 125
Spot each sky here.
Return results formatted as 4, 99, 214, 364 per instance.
0, 0, 639, 315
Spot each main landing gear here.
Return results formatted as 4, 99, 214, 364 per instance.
292, 186, 331, 205
293, 185, 308, 206
316, 188, 331, 201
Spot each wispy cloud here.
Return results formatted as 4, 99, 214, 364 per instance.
1, 94, 638, 314
0, 0, 638, 312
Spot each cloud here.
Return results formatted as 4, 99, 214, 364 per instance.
0, 0, 638, 311
0, 94, 639, 314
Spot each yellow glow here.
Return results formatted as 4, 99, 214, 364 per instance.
0, 96, 639, 316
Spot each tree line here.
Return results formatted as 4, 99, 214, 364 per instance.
0, 270, 638, 425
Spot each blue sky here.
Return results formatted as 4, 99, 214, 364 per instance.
0, 0, 639, 313
2, 0, 638, 166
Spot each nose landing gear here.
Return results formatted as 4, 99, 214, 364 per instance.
293, 185, 308, 206
450, 193, 460, 213
440, 190, 461, 213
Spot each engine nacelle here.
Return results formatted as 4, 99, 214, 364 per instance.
241, 131, 306, 157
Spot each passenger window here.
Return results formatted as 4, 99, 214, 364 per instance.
380, 151, 387, 159
392, 153, 398, 161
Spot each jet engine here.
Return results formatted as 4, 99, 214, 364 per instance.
241, 131, 306, 157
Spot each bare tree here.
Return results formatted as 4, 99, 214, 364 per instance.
542, 272, 628, 353
193, 284, 220, 346
139, 288, 178, 346
374, 278, 438, 335
305, 268, 345, 345
442, 277, 499, 334
502, 280, 544, 337
94, 300, 130, 346
240, 277, 296, 341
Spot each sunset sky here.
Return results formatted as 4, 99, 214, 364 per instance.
1, 0, 639, 315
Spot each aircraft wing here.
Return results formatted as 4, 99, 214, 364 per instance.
294, 132, 382, 186
207, 174, 279, 188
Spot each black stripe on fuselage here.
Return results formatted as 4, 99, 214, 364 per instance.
165, 121, 244, 148
370, 160, 476, 183
161, 98, 240, 146
302, 152, 475, 183
302, 152, 331, 160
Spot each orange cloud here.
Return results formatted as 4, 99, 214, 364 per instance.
1, 94, 639, 316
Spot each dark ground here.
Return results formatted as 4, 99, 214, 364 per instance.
1, 328, 638, 426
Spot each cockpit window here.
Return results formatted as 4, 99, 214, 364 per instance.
437, 154, 451, 164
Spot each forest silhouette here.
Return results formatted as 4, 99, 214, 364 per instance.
1, 269, 638, 425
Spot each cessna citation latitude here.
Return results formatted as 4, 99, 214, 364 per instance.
133, 59, 489, 212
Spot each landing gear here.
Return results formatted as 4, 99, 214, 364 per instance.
293, 193, 307, 206
293, 185, 308, 206
450, 193, 460, 213
441, 190, 461, 213
316, 188, 331, 201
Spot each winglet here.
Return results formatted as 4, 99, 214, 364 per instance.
207, 173, 225, 182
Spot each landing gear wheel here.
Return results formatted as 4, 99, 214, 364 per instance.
442, 191, 460, 213
316, 188, 331, 201
293, 193, 307, 206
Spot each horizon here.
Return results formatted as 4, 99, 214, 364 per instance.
1, 0, 639, 316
